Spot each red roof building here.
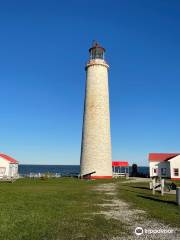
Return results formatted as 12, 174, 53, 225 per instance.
0, 153, 19, 178
112, 161, 129, 176
149, 153, 180, 180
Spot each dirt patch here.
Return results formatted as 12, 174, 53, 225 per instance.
93, 183, 180, 240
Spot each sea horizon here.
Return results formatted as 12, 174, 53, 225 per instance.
19, 164, 149, 167
18, 164, 149, 176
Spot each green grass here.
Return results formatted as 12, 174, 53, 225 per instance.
0, 178, 180, 240
0, 178, 124, 240
117, 180, 180, 227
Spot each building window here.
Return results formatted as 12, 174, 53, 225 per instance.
174, 168, 179, 176
154, 169, 157, 173
161, 168, 166, 176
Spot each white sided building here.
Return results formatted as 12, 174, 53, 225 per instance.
149, 153, 180, 180
0, 153, 19, 179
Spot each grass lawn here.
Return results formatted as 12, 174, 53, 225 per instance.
0, 178, 179, 240
117, 180, 180, 227
0, 178, 124, 240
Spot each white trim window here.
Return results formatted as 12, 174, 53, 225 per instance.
174, 168, 179, 177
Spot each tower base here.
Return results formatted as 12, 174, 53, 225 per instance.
90, 176, 112, 179
81, 175, 112, 180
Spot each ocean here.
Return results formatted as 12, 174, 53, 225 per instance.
19, 165, 149, 177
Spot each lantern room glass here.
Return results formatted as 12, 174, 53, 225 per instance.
90, 47, 104, 60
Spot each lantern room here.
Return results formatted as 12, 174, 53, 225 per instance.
89, 42, 105, 60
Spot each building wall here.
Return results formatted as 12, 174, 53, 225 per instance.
149, 161, 159, 177
149, 157, 180, 180
0, 157, 18, 178
149, 161, 170, 178
169, 155, 180, 180
0, 158, 10, 177
9, 164, 18, 177
80, 59, 112, 178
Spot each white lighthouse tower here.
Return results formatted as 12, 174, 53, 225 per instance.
80, 42, 112, 179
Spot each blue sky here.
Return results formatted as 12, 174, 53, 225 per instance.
0, 0, 180, 165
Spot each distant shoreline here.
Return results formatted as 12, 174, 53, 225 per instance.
18, 165, 149, 176
19, 164, 80, 166
19, 164, 149, 167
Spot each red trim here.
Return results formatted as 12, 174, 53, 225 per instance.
90, 176, 112, 179
0, 153, 18, 163
171, 178, 180, 180
112, 161, 128, 167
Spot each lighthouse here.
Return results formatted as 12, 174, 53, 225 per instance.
80, 42, 112, 179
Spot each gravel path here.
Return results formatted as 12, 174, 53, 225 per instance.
93, 183, 180, 240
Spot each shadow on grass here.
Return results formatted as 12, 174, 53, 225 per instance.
137, 194, 176, 205
120, 188, 147, 195
130, 186, 149, 190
